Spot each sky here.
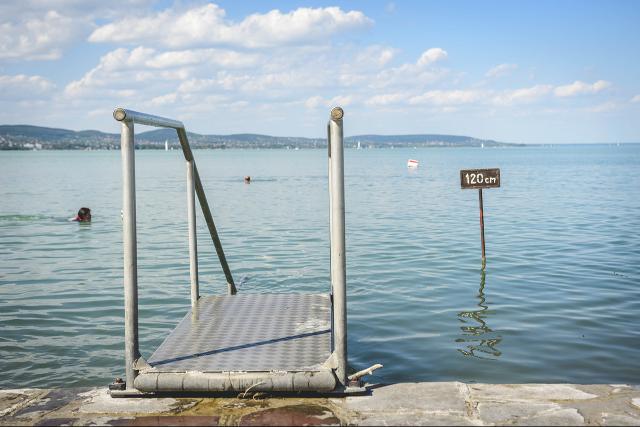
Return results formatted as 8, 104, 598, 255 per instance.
1, 0, 639, 143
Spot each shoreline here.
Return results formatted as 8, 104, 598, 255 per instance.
2, 382, 639, 426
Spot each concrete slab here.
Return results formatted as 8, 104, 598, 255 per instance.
238, 405, 340, 426
513, 408, 584, 426
108, 415, 220, 426
356, 413, 480, 426
77, 389, 185, 414
0, 389, 43, 417
601, 413, 640, 426
345, 382, 468, 414
33, 417, 78, 426
477, 401, 562, 424
2, 383, 640, 426
468, 384, 597, 402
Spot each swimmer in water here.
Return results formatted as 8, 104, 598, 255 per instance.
71, 207, 91, 222
244, 175, 251, 183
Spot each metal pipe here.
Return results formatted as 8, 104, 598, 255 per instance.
187, 160, 199, 308
328, 107, 347, 388
193, 165, 237, 294
121, 120, 140, 389
479, 188, 486, 270
113, 108, 184, 130
134, 370, 337, 393
176, 128, 235, 294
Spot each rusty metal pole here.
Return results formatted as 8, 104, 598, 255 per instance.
479, 188, 486, 270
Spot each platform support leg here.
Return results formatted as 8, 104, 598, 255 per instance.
187, 160, 200, 307
328, 107, 348, 388
121, 120, 140, 389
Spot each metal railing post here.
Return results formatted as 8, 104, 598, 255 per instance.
328, 107, 347, 387
187, 160, 200, 307
121, 119, 140, 389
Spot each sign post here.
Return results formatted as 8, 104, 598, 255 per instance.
460, 168, 500, 270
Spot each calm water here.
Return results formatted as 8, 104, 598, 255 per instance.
1, 145, 639, 389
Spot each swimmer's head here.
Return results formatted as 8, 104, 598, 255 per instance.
75, 207, 91, 222
244, 176, 251, 183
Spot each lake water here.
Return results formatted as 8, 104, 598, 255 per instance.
1, 145, 639, 389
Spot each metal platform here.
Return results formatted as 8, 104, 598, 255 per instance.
133, 293, 338, 393
147, 293, 331, 372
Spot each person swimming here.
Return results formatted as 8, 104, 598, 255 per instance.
244, 175, 251, 183
71, 207, 91, 222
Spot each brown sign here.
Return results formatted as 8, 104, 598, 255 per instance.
460, 168, 500, 189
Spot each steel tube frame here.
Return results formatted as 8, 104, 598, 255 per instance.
114, 107, 237, 389
187, 160, 199, 307
121, 120, 140, 389
328, 107, 347, 388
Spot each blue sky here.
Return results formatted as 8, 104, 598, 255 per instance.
1, 1, 639, 143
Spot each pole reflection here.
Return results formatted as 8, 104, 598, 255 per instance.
455, 270, 502, 359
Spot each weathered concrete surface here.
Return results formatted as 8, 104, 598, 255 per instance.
1, 383, 639, 426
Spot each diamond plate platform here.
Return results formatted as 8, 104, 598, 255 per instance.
146, 293, 332, 372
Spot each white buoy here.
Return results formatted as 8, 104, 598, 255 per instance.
407, 159, 419, 168
165, 140, 169, 151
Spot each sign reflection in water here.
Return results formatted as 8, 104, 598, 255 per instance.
456, 270, 502, 359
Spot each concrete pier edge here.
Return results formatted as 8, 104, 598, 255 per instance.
1, 382, 640, 426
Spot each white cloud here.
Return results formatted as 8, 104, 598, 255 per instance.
492, 84, 553, 105
146, 49, 260, 69
0, 74, 55, 98
554, 80, 611, 97
149, 92, 177, 107
0, 1, 155, 61
355, 45, 397, 67
0, 11, 80, 60
417, 48, 448, 67
64, 46, 260, 97
361, 48, 449, 91
409, 89, 482, 106
365, 92, 406, 106
631, 95, 640, 103
304, 94, 354, 109
89, 4, 373, 49
486, 63, 518, 78
586, 102, 617, 113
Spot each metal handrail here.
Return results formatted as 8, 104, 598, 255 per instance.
113, 107, 236, 389
113, 108, 236, 294
113, 106, 349, 393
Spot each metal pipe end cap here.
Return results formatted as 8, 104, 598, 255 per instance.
113, 108, 127, 121
330, 107, 344, 121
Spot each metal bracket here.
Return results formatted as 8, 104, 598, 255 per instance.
321, 352, 339, 369
134, 356, 151, 371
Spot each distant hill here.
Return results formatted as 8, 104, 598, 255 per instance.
345, 134, 510, 148
0, 124, 520, 150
